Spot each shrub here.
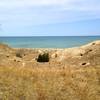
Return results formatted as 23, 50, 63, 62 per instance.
37, 53, 49, 62
16, 49, 24, 58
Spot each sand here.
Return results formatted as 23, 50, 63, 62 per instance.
0, 40, 100, 68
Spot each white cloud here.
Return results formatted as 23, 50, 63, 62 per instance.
0, 0, 68, 8
0, 0, 100, 11
0, 0, 100, 35
0, 0, 100, 26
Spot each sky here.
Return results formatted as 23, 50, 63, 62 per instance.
0, 0, 100, 36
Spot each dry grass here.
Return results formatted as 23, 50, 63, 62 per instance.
0, 65, 100, 100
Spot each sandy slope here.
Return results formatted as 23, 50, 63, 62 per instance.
0, 40, 100, 68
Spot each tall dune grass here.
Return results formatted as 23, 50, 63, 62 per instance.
0, 66, 100, 100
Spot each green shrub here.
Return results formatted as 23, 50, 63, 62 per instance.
37, 53, 49, 62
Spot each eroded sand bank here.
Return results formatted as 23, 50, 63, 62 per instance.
0, 40, 100, 68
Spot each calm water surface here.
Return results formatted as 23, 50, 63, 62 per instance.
0, 36, 100, 48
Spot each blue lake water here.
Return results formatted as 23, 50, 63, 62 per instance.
0, 36, 100, 48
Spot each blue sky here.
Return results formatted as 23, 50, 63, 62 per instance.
0, 0, 100, 36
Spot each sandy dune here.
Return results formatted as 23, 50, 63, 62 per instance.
0, 40, 100, 68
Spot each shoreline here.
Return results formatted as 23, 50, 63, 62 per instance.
0, 40, 100, 68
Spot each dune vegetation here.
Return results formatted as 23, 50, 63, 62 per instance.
0, 41, 100, 100
0, 65, 100, 100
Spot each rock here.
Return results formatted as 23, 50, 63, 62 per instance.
13, 57, 22, 62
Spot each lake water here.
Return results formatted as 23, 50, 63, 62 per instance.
0, 36, 100, 48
